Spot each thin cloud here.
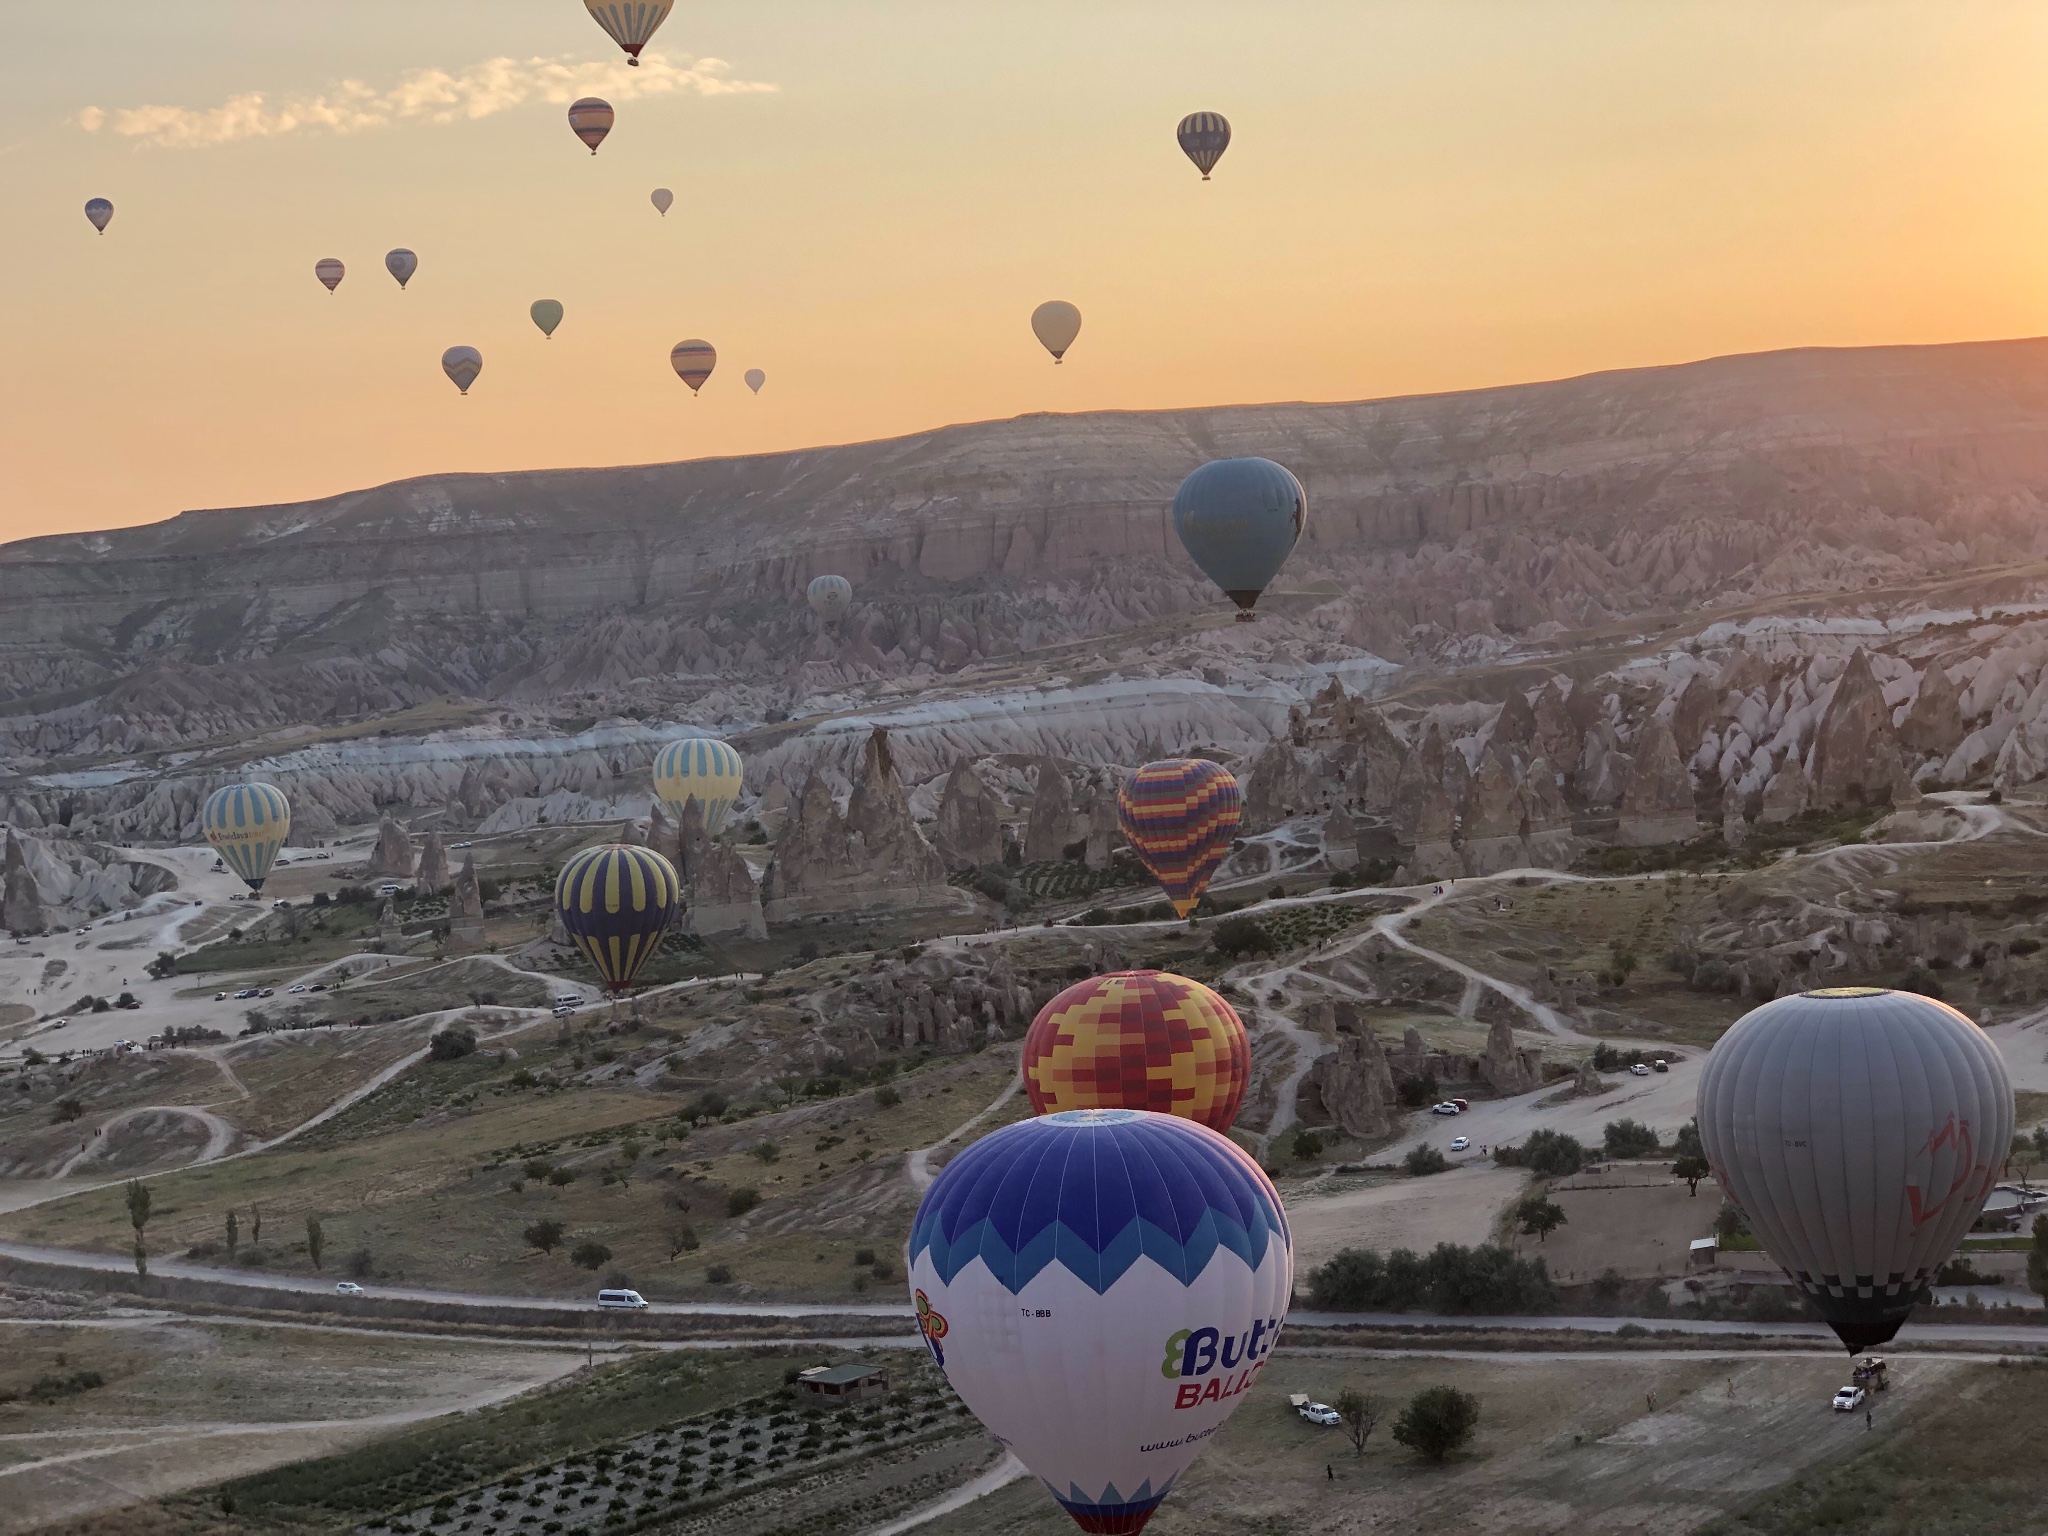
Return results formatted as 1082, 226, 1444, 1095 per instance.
77, 51, 774, 149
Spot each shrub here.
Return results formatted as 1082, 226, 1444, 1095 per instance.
1602, 1118, 1661, 1159
875, 1085, 902, 1110
348, 1247, 375, 1278
523, 1158, 553, 1181
1392, 1385, 1480, 1463
571, 1240, 613, 1271
854, 1248, 876, 1266
706, 1263, 733, 1284
523, 1219, 566, 1254
1496, 1128, 1584, 1177
428, 1026, 477, 1062
1291, 1128, 1324, 1161
1404, 1143, 1448, 1176
727, 1188, 760, 1219
1211, 916, 1275, 960
751, 1141, 780, 1164
548, 1168, 576, 1187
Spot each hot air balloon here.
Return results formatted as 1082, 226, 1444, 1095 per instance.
650, 737, 745, 836
651, 187, 674, 216
568, 97, 615, 154
314, 258, 345, 293
1031, 300, 1082, 363
385, 248, 418, 289
442, 346, 483, 395
909, 1108, 1291, 1535
1697, 987, 2013, 1353
584, 0, 674, 65
202, 783, 292, 895
1171, 457, 1306, 622
1176, 112, 1231, 180
554, 844, 681, 993
1117, 760, 1240, 919
84, 198, 114, 234
1023, 971, 1249, 1132
670, 339, 715, 393
531, 299, 564, 339
806, 574, 852, 624
744, 368, 766, 394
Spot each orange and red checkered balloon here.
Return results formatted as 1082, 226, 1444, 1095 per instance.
1022, 970, 1250, 1132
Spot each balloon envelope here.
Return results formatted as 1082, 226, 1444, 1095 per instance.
1031, 300, 1082, 363
670, 339, 716, 392
909, 1109, 1291, 1535
1024, 971, 1249, 1132
651, 187, 674, 215
744, 368, 766, 394
385, 248, 418, 289
1697, 987, 2013, 1352
202, 783, 292, 894
806, 574, 852, 622
84, 198, 114, 234
584, 0, 674, 63
314, 258, 345, 293
568, 97, 615, 153
1171, 457, 1306, 620
554, 843, 680, 993
1116, 760, 1241, 919
1176, 112, 1231, 179
530, 299, 564, 338
650, 738, 745, 836
442, 346, 483, 395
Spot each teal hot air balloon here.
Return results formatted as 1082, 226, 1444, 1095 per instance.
202, 783, 292, 894
554, 843, 681, 993
531, 299, 564, 339
1171, 457, 1306, 622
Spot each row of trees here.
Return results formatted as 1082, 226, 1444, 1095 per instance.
1305, 1243, 1557, 1313
1487, 1120, 1712, 1194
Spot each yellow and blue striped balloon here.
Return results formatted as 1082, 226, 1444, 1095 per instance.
555, 843, 680, 993
652, 737, 745, 835
202, 783, 292, 893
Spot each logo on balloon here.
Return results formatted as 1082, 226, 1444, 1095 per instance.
1160, 1318, 1280, 1408
915, 1289, 949, 1366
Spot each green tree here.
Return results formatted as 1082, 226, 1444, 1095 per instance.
1332, 1388, 1382, 1456
616, 1137, 642, 1189
1291, 1127, 1324, 1161
428, 1026, 477, 1061
1514, 1194, 1567, 1243
1404, 1143, 1448, 1176
1392, 1385, 1481, 1463
571, 1240, 613, 1271
1672, 1154, 1711, 1196
1602, 1119, 1662, 1159
1672, 1119, 1705, 1162
667, 1224, 700, 1260
225, 1209, 238, 1257
1211, 916, 1275, 960
2027, 1214, 2048, 1301
523, 1218, 565, 1255
125, 1180, 151, 1278
305, 1214, 324, 1271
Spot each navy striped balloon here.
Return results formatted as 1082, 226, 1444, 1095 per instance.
554, 843, 680, 993
1176, 112, 1231, 179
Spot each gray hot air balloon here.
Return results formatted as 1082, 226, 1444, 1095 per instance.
651, 187, 674, 216
84, 198, 114, 234
745, 368, 766, 394
1696, 986, 2012, 1353
442, 346, 483, 396
314, 258, 345, 293
1031, 300, 1081, 363
531, 299, 564, 339
807, 574, 852, 623
386, 248, 418, 289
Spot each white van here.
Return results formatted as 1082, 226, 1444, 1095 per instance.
597, 1288, 648, 1310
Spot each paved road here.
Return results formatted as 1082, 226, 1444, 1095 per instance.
1288, 1309, 2048, 1347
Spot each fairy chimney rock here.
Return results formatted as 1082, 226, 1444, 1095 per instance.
368, 816, 415, 879
414, 831, 451, 895
933, 758, 1004, 870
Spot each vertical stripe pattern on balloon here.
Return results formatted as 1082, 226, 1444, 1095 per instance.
201, 782, 292, 893
651, 738, 745, 835
553, 843, 680, 993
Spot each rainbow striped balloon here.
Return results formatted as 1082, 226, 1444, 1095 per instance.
670, 339, 716, 393
1023, 970, 1249, 1132
651, 737, 745, 836
202, 783, 292, 894
555, 843, 680, 993
1116, 760, 1240, 919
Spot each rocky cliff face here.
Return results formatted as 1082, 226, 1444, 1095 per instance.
760, 730, 952, 921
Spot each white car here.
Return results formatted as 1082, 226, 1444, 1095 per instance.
1450, 1136, 1470, 1152
1296, 1400, 1342, 1426
50, 1018, 68, 1029
214, 992, 227, 1002
1630, 1063, 1652, 1077
1832, 1386, 1866, 1413
1430, 1102, 1462, 1116
335, 1281, 365, 1296
288, 984, 308, 994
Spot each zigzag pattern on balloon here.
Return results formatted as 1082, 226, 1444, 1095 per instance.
1116, 759, 1240, 917
1055, 1476, 1173, 1535
908, 1110, 1286, 1295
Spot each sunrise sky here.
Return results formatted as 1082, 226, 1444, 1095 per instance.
5, 1, 2048, 538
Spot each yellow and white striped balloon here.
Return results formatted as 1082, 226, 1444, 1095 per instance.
651, 738, 744, 835
202, 783, 291, 893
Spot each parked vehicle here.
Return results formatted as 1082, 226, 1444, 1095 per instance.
1450, 1136, 1470, 1152
214, 992, 227, 1001
1450, 1097, 1469, 1112
597, 1288, 649, 1310
335, 1281, 365, 1296
1832, 1385, 1867, 1412
1288, 1393, 1341, 1426
1430, 1102, 1462, 1116
1652, 1058, 1669, 1073
258, 988, 275, 998
1630, 1063, 1652, 1077
288, 983, 308, 994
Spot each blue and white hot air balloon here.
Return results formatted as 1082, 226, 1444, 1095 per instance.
651, 737, 744, 836
1171, 456, 1306, 623
202, 783, 291, 894
908, 1109, 1292, 1535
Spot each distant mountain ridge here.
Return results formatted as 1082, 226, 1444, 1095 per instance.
5, 337, 2048, 765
